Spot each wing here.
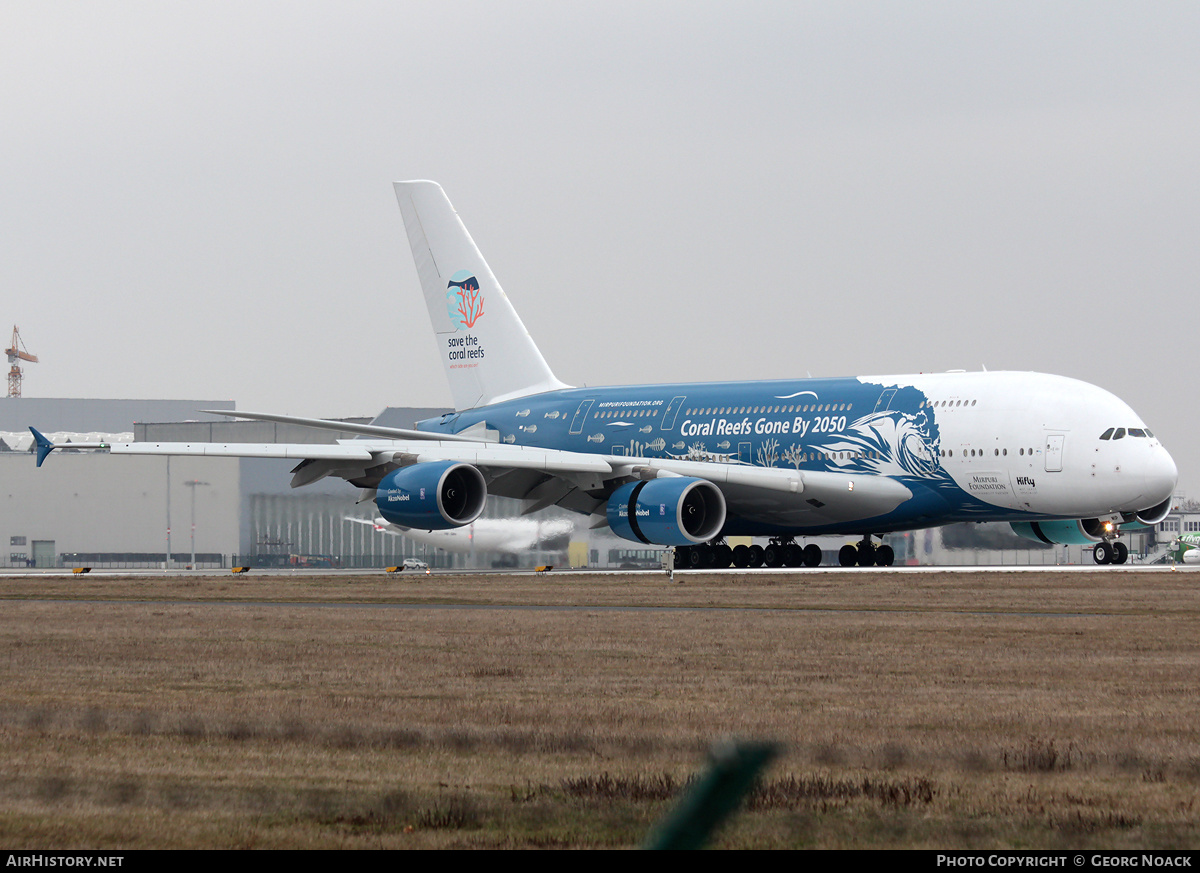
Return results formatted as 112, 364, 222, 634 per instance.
31, 427, 609, 487
196, 409, 494, 443
31, 425, 911, 533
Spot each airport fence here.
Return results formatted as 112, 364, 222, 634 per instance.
0, 553, 228, 570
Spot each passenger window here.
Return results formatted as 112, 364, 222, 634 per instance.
1100, 428, 1114, 440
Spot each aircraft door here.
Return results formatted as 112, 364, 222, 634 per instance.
660, 396, 686, 430
1045, 434, 1065, 472
873, 389, 897, 414
569, 399, 594, 435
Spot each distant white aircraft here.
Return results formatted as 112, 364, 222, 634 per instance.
345, 515, 576, 555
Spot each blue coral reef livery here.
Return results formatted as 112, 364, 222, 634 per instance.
32, 182, 1178, 568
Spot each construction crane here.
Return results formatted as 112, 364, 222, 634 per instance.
6, 326, 38, 397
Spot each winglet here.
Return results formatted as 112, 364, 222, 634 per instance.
29, 427, 55, 467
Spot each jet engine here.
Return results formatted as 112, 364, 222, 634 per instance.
606, 477, 726, 546
375, 461, 487, 530
1009, 518, 1105, 545
1123, 497, 1173, 527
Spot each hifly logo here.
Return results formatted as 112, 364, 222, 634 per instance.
447, 270, 485, 329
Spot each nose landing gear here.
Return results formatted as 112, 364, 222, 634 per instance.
1092, 539, 1129, 565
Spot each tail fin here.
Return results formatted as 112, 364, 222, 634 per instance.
394, 181, 569, 411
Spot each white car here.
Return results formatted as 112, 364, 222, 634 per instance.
402, 558, 428, 571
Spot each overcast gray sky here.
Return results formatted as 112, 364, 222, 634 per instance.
4, 2, 1198, 491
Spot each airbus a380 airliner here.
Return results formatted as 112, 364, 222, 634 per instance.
33, 181, 1178, 568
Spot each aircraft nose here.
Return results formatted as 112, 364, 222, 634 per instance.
1144, 445, 1178, 505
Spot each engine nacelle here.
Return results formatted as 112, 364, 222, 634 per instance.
1122, 497, 1173, 527
375, 461, 487, 530
1010, 518, 1105, 545
606, 477, 726, 546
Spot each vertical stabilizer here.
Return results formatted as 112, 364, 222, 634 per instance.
394, 181, 569, 411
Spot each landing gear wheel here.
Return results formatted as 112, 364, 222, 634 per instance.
763, 544, 783, 568
688, 545, 713, 569
731, 544, 750, 568
803, 544, 822, 567
856, 542, 876, 567
747, 545, 764, 568
783, 544, 803, 567
875, 544, 895, 567
1093, 541, 1113, 565
1113, 541, 1129, 565
675, 547, 690, 569
839, 544, 858, 567
712, 544, 732, 569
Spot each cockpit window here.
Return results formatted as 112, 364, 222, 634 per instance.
1145, 429, 1154, 438
1129, 428, 1146, 438
1112, 428, 1126, 440
1099, 428, 1114, 440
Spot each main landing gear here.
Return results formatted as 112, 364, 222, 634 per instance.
674, 542, 730, 569
757, 538, 822, 568
1092, 539, 1129, 565
838, 536, 895, 567
674, 538, 822, 569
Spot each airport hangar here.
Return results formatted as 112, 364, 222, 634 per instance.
0, 397, 573, 570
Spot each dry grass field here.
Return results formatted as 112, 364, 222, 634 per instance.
0, 568, 1198, 849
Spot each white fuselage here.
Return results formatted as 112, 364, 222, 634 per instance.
894, 372, 1175, 519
